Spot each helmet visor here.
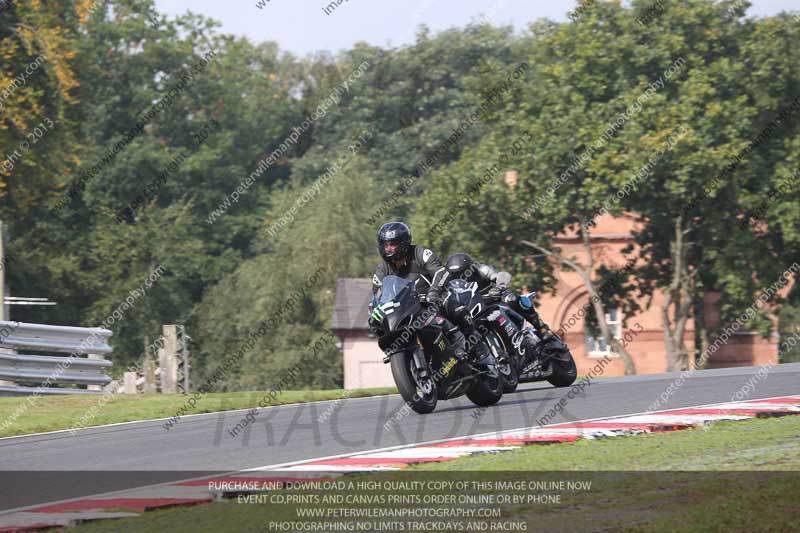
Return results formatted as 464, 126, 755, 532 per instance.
381, 239, 402, 256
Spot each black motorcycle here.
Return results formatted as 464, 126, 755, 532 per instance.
478, 290, 577, 392
440, 278, 521, 395
369, 275, 504, 414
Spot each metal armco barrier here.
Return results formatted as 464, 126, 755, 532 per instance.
0, 321, 113, 396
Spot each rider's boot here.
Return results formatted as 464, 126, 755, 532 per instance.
522, 326, 542, 355
464, 325, 490, 361
453, 312, 489, 362
513, 296, 557, 346
469, 339, 490, 361
445, 326, 470, 362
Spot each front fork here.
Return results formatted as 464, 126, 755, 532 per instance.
412, 346, 429, 377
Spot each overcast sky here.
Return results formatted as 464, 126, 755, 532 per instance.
153, 0, 798, 57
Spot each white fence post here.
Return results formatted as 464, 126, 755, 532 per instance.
123, 372, 137, 394
160, 325, 179, 394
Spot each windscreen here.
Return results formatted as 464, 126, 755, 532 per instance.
377, 275, 413, 305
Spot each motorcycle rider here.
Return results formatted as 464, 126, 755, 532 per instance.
370, 222, 489, 361
441, 252, 558, 350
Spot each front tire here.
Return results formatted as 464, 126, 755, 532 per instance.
546, 346, 577, 387
499, 359, 519, 394
467, 355, 504, 407
390, 349, 438, 414
487, 332, 518, 393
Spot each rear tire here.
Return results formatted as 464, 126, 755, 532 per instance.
390, 350, 438, 414
546, 347, 577, 387
466, 356, 504, 407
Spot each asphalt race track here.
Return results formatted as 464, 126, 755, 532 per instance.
1, 363, 798, 511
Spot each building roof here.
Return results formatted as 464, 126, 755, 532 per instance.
331, 278, 373, 331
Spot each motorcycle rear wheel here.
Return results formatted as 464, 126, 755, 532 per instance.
390, 349, 438, 414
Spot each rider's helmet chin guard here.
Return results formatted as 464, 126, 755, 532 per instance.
378, 221, 412, 262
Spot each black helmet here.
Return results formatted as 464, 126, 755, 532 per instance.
446, 252, 474, 276
377, 222, 412, 262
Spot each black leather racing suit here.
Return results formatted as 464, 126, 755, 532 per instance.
439, 260, 549, 332
371, 245, 469, 357
372, 244, 446, 301
440, 259, 558, 372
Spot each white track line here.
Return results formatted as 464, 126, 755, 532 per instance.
246, 393, 800, 471
0, 392, 401, 442
1, 393, 797, 520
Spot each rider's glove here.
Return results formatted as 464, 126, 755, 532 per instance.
426, 290, 442, 309
500, 289, 517, 304
494, 271, 512, 288
486, 286, 504, 299
367, 303, 380, 334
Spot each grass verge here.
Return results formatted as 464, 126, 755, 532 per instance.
73, 415, 800, 532
0, 387, 396, 438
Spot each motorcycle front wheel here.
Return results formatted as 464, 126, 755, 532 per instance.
466, 354, 504, 407
390, 349, 438, 414
487, 331, 518, 393
546, 346, 578, 387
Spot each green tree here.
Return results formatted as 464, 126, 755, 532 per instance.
198, 150, 378, 389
